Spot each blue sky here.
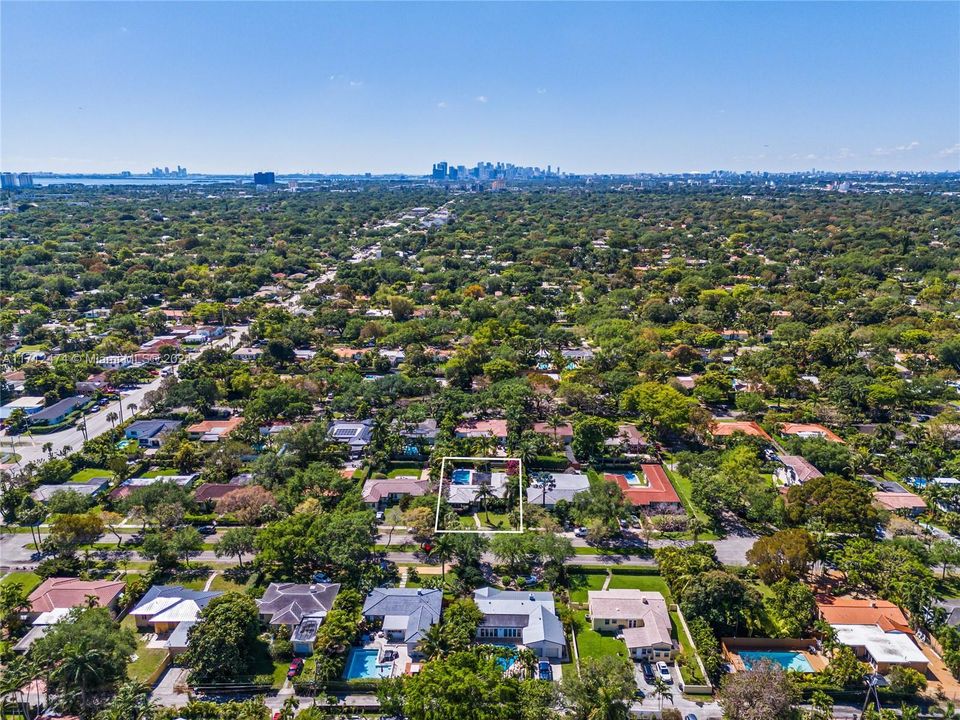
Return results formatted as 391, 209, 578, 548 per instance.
2, 2, 958, 174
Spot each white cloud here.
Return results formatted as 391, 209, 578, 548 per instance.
939, 143, 960, 157
437, 101, 448, 109
475, 95, 488, 103
349, 80, 363, 87
873, 140, 920, 156
536, 88, 547, 95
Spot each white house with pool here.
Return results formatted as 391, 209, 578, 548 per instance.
445, 466, 510, 507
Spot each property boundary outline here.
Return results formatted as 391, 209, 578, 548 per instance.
433, 455, 524, 534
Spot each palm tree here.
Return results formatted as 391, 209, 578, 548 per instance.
53, 643, 109, 715
515, 648, 537, 679
430, 534, 455, 582
546, 413, 565, 446
650, 675, 673, 711
97, 681, 157, 720
105, 411, 119, 428
42, 442, 53, 458
127, 402, 138, 417
58, 444, 72, 458
474, 484, 496, 525
416, 621, 449, 660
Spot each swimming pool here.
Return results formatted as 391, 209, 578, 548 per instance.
452, 469, 473, 485
623, 471, 642, 486
343, 649, 393, 679
739, 651, 813, 672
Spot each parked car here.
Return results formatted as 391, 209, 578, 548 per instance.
312, 571, 331, 583
641, 662, 655, 683
634, 688, 645, 699
287, 658, 304, 679
684, 715, 698, 720
537, 660, 553, 681
574, 527, 588, 537
656, 661, 672, 684
197, 525, 217, 535
375, 511, 385, 522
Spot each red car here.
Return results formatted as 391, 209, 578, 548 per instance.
287, 657, 304, 679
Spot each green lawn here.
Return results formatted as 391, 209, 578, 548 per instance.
121, 616, 169, 683
567, 569, 609, 604
670, 611, 704, 684
69, 467, 114, 483
662, 464, 715, 530
606, 572, 671, 598
387, 466, 422, 477
574, 611, 627, 660
208, 570, 256, 593
0, 571, 42, 594
478, 512, 515, 530
141, 467, 180, 478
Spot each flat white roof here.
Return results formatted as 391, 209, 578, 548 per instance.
2, 396, 45, 408
833, 624, 927, 664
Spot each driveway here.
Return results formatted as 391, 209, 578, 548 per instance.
151, 667, 191, 707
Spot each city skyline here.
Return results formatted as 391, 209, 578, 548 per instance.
2, 2, 958, 174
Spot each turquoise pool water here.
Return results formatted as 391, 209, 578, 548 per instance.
624, 471, 642, 486
739, 651, 813, 672
343, 649, 393, 679
452, 469, 472, 485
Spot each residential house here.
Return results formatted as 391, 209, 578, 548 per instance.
532, 422, 574, 446
28, 396, 90, 426
0, 396, 44, 420
361, 588, 442, 656
258, 583, 341, 655
125, 419, 181, 448
604, 465, 683, 514
587, 590, 675, 662
710, 420, 772, 442
233, 347, 263, 362
110, 473, 197, 500
16, 578, 126, 652
874, 491, 927, 517
32, 477, 109, 503
327, 419, 374, 458
526, 472, 590, 508
186, 417, 243, 442
362, 476, 430, 509
455, 419, 509, 446
473, 587, 567, 659
774, 455, 823, 486
780, 423, 845, 444
605, 424, 649, 456
397, 418, 438, 452
817, 596, 927, 673
129, 585, 222, 656
193, 483, 242, 509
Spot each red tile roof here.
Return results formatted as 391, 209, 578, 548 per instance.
816, 596, 911, 630
28, 578, 126, 614
604, 464, 681, 507
780, 423, 844, 444
711, 420, 772, 441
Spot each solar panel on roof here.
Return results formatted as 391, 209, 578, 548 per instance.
333, 428, 356, 438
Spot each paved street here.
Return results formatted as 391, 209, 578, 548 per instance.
1, 325, 246, 468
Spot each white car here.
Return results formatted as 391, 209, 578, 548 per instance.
656, 661, 673, 684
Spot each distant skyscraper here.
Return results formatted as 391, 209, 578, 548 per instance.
17, 173, 33, 188
431, 162, 447, 180
1, 173, 17, 190
253, 171, 276, 185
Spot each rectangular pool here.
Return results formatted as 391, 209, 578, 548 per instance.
343, 648, 393, 679
739, 651, 813, 673
452, 469, 472, 485
623, 471, 643, 486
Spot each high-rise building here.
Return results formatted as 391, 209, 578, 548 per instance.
17, 173, 34, 188
431, 162, 447, 180
1, 173, 17, 190
253, 171, 276, 185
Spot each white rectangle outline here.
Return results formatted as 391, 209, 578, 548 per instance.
433, 456, 524, 534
